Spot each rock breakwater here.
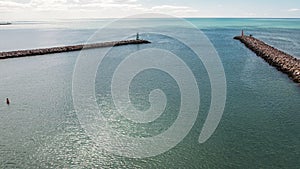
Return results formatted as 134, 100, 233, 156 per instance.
0, 39, 150, 59
234, 35, 300, 84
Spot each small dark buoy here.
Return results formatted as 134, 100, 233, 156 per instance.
6, 98, 10, 105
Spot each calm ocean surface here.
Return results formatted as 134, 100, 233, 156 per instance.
0, 18, 299, 168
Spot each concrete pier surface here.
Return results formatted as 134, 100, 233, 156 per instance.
234, 35, 300, 84
0, 39, 151, 60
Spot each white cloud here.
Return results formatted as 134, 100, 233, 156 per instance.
149, 5, 199, 17
0, 0, 142, 11
0, 1, 30, 11
288, 8, 300, 12
151, 5, 198, 12
0, 0, 201, 20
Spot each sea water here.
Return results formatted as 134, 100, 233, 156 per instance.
0, 18, 299, 168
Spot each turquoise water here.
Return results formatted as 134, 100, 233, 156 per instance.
0, 18, 299, 168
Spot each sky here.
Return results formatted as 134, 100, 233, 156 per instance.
0, 0, 300, 20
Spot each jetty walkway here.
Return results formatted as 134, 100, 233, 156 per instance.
0, 39, 150, 59
234, 35, 300, 83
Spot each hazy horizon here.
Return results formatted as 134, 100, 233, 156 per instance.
2, 17, 300, 22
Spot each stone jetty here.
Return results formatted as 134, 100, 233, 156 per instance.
0, 22, 11, 25
234, 35, 300, 84
0, 39, 150, 59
